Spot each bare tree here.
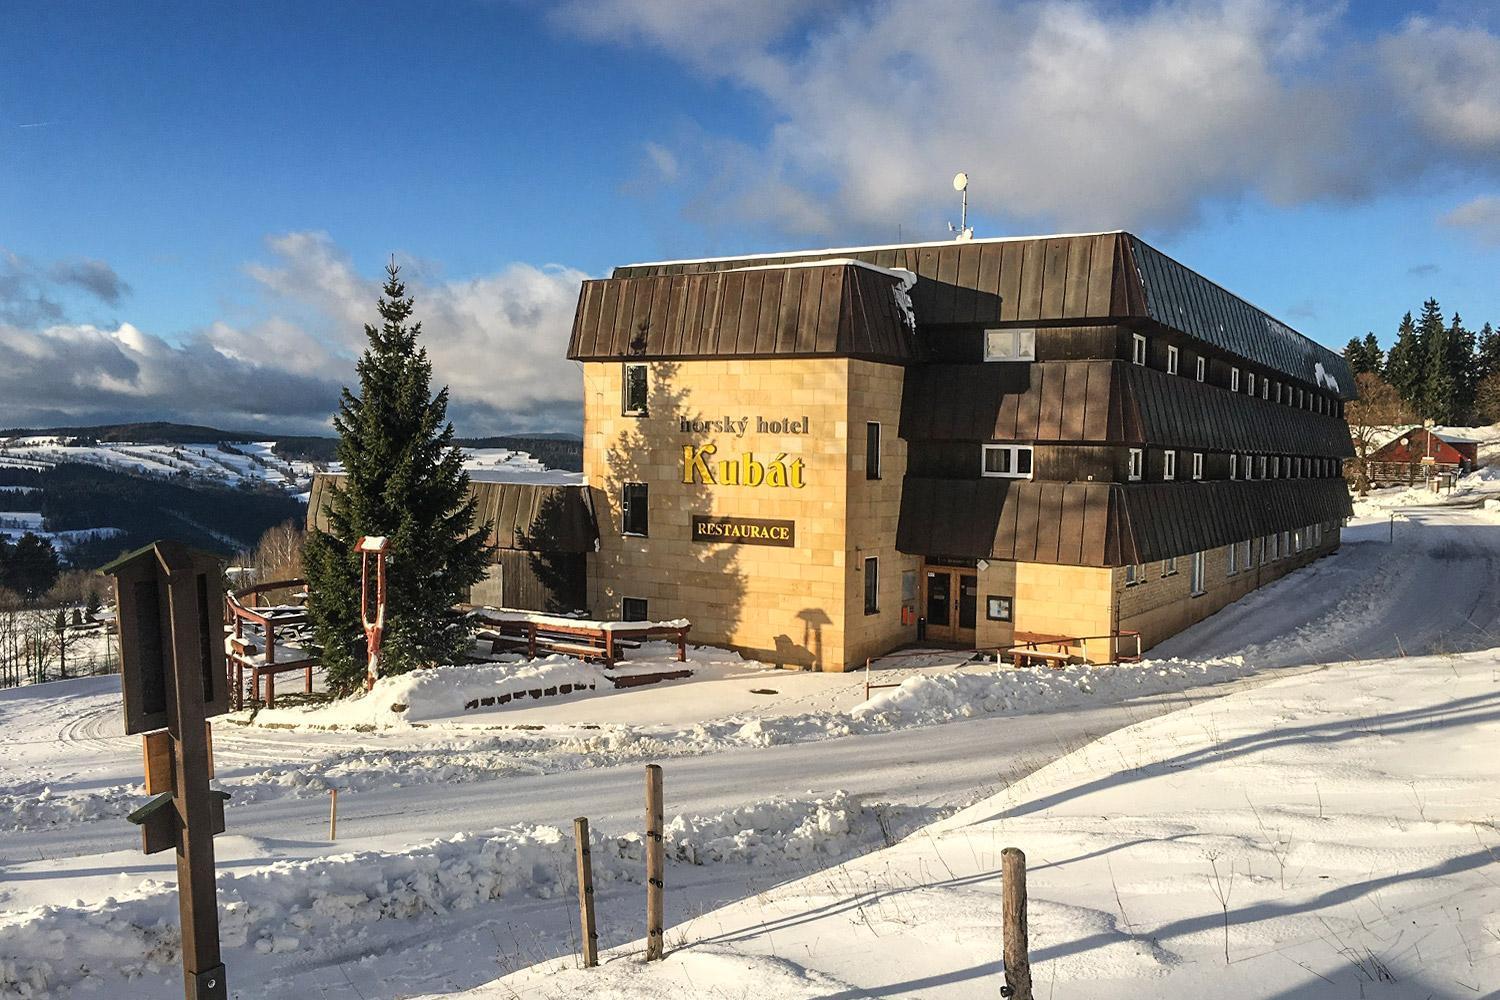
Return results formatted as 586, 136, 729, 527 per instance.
240, 520, 306, 586
1345, 372, 1413, 495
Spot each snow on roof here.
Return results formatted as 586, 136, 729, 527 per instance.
619, 231, 1125, 270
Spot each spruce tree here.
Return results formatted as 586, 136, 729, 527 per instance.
1343, 337, 1370, 374
1361, 332, 1384, 374
1477, 322, 1500, 383
1384, 312, 1423, 407
1423, 310, 1464, 425
303, 261, 490, 694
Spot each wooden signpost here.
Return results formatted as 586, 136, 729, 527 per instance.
357, 535, 389, 691
105, 541, 232, 1000
1001, 847, 1033, 1000
574, 817, 599, 968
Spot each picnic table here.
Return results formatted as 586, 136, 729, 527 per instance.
467, 607, 690, 668
225, 579, 319, 708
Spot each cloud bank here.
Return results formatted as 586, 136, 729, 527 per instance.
0, 234, 589, 436
567, 0, 1500, 238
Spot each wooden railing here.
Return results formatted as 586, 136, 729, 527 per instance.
225, 579, 317, 708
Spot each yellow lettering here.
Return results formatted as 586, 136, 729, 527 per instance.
742, 452, 765, 487
788, 457, 806, 489
683, 444, 717, 485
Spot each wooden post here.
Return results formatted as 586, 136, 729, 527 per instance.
1002, 847, 1032, 1000
645, 764, 665, 961
328, 788, 338, 841
162, 553, 228, 1000
574, 817, 598, 968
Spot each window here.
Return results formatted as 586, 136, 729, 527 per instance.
1294, 528, 1305, 553
1241, 539, 1254, 569
986, 595, 1013, 622
1228, 542, 1239, 576
1281, 530, 1291, 556
1163, 450, 1177, 481
1167, 345, 1179, 375
1230, 367, 1241, 392
1257, 455, 1267, 479
1229, 454, 1238, 480
621, 483, 649, 536
984, 328, 1036, 361
865, 422, 882, 480
1128, 448, 1143, 481
1262, 536, 1272, 563
1271, 456, 1280, 479
1162, 556, 1178, 577
1275, 382, 1282, 404
1192, 452, 1204, 480
982, 444, 1033, 479
1125, 563, 1146, 586
1190, 551, 1206, 595
622, 597, 649, 622
863, 557, 880, 615
1132, 333, 1147, 366
1247, 372, 1256, 396
1196, 356, 1206, 382
622, 363, 649, 416
1313, 523, 1322, 546
1262, 378, 1270, 401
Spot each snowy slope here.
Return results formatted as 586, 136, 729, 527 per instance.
472, 651, 1500, 999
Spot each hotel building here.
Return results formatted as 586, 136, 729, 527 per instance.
566, 233, 1355, 671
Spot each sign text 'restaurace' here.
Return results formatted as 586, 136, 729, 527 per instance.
691, 515, 796, 547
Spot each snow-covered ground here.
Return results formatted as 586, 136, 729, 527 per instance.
4, 484, 1500, 997
475, 650, 1500, 999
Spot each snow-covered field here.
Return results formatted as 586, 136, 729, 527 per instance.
477, 650, 1500, 999
4, 480, 1500, 997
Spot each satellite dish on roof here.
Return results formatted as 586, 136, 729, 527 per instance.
948, 171, 973, 240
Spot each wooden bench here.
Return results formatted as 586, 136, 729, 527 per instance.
1007, 631, 1081, 669
468, 610, 690, 668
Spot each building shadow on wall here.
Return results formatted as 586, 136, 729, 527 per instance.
597, 360, 748, 643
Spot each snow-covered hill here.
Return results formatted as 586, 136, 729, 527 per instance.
0, 436, 321, 498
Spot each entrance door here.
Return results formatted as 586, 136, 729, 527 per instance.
924, 568, 977, 646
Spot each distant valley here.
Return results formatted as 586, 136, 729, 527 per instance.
0, 424, 582, 568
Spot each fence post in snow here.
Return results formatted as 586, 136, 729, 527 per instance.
1001, 847, 1032, 1000
574, 817, 599, 968
328, 788, 338, 841
645, 764, 665, 961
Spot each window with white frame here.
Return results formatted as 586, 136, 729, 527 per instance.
1229, 453, 1238, 480
1163, 450, 1177, 481
981, 444, 1033, 479
1132, 333, 1147, 366
1167, 345, 1179, 375
1262, 535, 1272, 563
1241, 539, 1253, 569
1162, 556, 1178, 577
1195, 356, 1206, 382
1271, 456, 1280, 478
1125, 563, 1142, 586
1192, 452, 1204, 480
1257, 455, 1267, 479
983, 327, 1036, 362
1247, 372, 1256, 396
1231, 367, 1241, 392
1190, 551, 1206, 595
1228, 542, 1239, 575
1262, 378, 1270, 400
1281, 529, 1291, 555
1294, 528, 1304, 553
1128, 448, 1143, 481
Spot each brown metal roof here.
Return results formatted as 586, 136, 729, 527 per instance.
611, 233, 1354, 397
567, 261, 918, 363
307, 474, 598, 554
896, 477, 1352, 566
901, 360, 1353, 457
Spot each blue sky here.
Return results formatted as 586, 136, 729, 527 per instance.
3, 0, 1500, 434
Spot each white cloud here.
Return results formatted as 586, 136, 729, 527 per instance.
1441, 194, 1500, 246
0, 233, 591, 435
558, 0, 1500, 237
1381, 18, 1500, 153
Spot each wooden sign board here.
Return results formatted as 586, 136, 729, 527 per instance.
104, 541, 231, 735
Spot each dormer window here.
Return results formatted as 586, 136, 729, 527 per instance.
983, 328, 1036, 362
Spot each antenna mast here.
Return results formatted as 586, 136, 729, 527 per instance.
949, 172, 973, 241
